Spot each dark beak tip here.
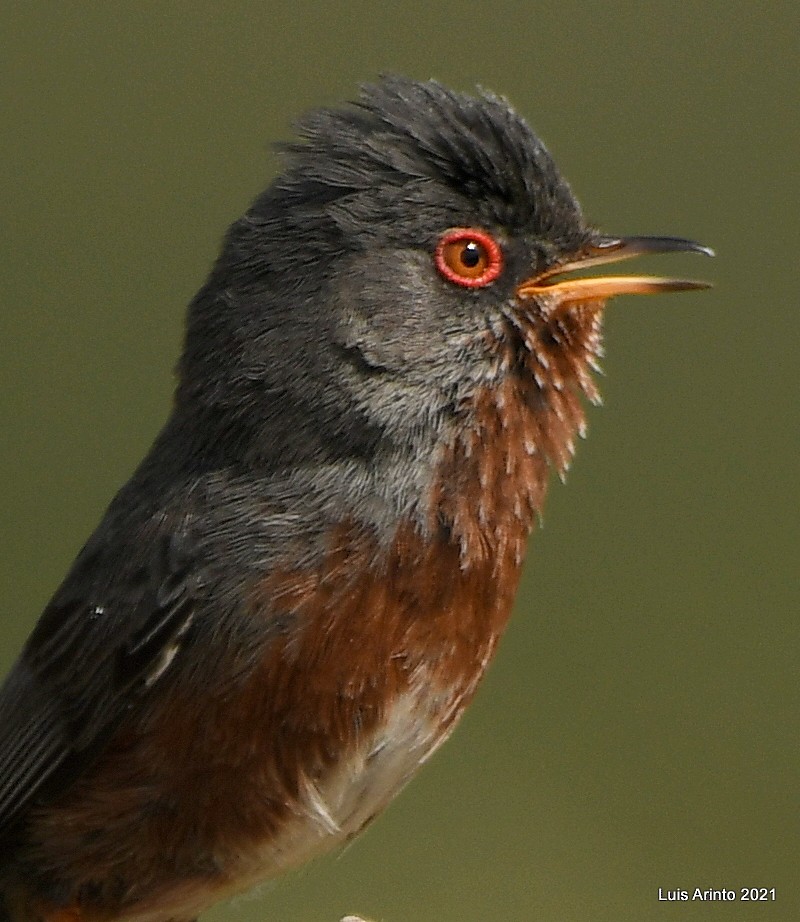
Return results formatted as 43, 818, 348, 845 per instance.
595, 235, 715, 259
677, 279, 714, 292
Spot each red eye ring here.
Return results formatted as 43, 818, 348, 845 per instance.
434, 228, 503, 288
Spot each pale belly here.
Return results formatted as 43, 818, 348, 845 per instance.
257, 686, 449, 870
127, 683, 461, 922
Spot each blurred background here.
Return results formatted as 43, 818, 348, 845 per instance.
0, 3, 796, 920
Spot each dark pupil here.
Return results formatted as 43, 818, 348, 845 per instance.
461, 242, 482, 268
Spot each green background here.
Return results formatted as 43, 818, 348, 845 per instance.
1, 3, 796, 920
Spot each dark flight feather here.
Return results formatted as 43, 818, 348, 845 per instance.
0, 527, 198, 835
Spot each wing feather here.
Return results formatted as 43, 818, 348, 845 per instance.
0, 527, 198, 834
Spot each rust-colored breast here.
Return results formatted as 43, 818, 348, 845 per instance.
22, 518, 526, 921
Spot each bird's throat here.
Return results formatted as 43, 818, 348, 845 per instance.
432, 303, 605, 571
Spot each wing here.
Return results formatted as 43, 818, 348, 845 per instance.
0, 522, 198, 834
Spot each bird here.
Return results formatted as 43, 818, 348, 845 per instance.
0, 76, 712, 922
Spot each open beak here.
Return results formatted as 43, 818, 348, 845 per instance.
517, 235, 714, 307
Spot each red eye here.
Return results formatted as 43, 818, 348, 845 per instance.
435, 228, 503, 288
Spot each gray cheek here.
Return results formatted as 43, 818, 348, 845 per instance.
331, 328, 478, 440
331, 259, 499, 421
335, 262, 446, 365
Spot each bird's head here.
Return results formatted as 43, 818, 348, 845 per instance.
177, 77, 711, 472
